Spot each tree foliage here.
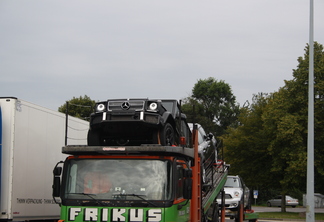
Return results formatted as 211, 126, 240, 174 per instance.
58, 95, 95, 121
182, 77, 240, 138
222, 42, 324, 206
221, 93, 275, 190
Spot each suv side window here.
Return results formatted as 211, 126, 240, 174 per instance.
181, 120, 191, 146
161, 101, 175, 113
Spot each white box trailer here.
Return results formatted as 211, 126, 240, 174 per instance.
0, 97, 88, 221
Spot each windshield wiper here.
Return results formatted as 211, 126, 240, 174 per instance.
113, 193, 157, 207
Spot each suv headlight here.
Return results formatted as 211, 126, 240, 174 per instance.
233, 191, 240, 197
147, 102, 158, 112
96, 103, 106, 112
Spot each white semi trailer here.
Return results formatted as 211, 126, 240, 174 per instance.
0, 97, 88, 221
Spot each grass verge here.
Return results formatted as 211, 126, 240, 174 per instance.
258, 212, 324, 220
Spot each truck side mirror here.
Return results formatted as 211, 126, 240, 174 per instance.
184, 168, 192, 178
53, 166, 62, 176
183, 178, 192, 199
52, 177, 61, 197
52, 162, 63, 199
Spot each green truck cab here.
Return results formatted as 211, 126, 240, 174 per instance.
53, 143, 228, 222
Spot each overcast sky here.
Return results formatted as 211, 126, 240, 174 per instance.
1, 0, 323, 111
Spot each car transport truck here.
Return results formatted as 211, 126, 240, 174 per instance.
0, 97, 88, 221
52, 124, 230, 222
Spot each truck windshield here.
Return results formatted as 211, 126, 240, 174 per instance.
63, 158, 172, 201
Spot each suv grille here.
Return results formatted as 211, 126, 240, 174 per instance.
108, 100, 144, 111
217, 193, 232, 199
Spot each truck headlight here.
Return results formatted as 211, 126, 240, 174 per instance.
96, 104, 106, 112
234, 191, 240, 197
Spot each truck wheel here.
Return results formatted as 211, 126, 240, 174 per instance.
87, 129, 101, 146
160, 123, 175, 146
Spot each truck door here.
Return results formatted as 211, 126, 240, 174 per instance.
164, 160, 190, 222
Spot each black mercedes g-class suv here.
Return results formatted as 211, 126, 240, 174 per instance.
87, 98, 192, 147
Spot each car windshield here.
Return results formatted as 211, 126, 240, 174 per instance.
224, 177, 241, 188
63, 158, 172, 201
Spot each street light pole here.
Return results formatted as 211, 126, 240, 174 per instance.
306, 0, 315, 222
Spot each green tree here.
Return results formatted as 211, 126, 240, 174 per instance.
221, 42, 324, 209
262, 88, 306, 212
263, 42, 324, 197
182, 77, 240, 138
58, 95, 96, 121
221, 93, 276, 195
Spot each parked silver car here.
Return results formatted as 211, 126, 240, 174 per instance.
267, 195, 299, 208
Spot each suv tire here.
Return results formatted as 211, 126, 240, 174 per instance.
160, 123, 175, 146
87, 129, 101, 146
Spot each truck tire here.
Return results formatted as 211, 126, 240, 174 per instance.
87, 129, 101, 146
159, 123, 175, 146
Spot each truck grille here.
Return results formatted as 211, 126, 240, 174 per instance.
108, 100, 144, 111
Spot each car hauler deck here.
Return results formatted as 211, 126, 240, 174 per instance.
53, 128, 229, 222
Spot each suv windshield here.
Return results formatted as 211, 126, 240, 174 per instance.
63, 158, 172, 201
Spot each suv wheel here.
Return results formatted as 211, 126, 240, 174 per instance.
87, 129, 101, 146
160, 123, 175, 146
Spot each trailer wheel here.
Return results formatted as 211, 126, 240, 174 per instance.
235, 202, 244, 222
87, 129, 101, 146
206, 202, 219, 222
211, 202, 219, 222
159, 123, 175, 146
245, 197, 252, 210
